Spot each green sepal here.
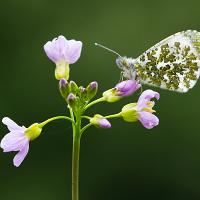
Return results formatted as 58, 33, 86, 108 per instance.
121, 103, 139, 122
70, 81, 79, 94
103, 88, 121, 102
55, 61, 70, 80
25, 123, 42, 141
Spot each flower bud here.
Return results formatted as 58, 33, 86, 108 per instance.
103, 80, 141, 103
86, 81, 98, 100
79, 86, 87, 100
59, 78, 70, 98
70, 81, 79, 94
121, 103, 139, 122
103, 88, 121, 102
90, 114, 111, 129
25, 123, 42, 141
67, 93, 77, 110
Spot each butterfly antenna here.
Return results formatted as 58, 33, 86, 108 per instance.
95, 43, 122, 57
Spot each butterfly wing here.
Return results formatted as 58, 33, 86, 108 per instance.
134, 30, 200, 92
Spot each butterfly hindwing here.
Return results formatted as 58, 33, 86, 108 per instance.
134, 30, 200, 92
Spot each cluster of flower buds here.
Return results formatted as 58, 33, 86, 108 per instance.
59, 78, 98, 112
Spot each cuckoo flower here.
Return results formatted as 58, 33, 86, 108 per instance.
44, 36, 82, 80
90, 114, 111, 129
0, 117, 42, 167
103, 80, 141, 102
121, 90, 160, 129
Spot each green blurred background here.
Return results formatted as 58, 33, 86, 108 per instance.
1, 0, 200, 199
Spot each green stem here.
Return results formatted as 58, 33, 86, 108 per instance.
81, 116, 91, 120
104, 113, 121, 119
84, 97, 105, 110
69, 107, 76, 136
81, 123, 92, 134
39, 116, 73, 128
72, 115, 81, 200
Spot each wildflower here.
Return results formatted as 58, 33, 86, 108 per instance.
103, 80, 141, 102
90, 114, 111, 129
0, 117, 42, 167
44, 36, 82, 80
121, 90, 160, 129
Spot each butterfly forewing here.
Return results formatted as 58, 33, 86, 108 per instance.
134, 30, 200, 92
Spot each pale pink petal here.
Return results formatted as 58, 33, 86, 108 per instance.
44, 36, 82, 64
0, 131, 28, 152
64, 40, 82, 64
98, 118, 112, 129
44, 41, 60, 63
137, 90, 160, 110
138, 111, 159, 129
115, 80, 141, 97
2, 117, 24, 131
13, 142, 29, 167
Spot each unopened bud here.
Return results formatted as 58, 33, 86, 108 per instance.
86, 81, 98, 100
90, 114, 111, 129
79, 86, 87, 100
103, 80, 141, 103
70, 81, 78, 94
59, 78, 70, 98
67, 93, 77, 110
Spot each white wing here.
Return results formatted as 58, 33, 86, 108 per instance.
134, 30, 200, 92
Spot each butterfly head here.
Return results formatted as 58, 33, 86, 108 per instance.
94, 43, 137, 80
116, 56, 136, 80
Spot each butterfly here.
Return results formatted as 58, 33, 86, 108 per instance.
95, 30, 200, 93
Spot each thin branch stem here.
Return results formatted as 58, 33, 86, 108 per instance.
81, 123, 92, 134
39, 116, 74, 128
81, 116, 91, 120
84, 97, 105, 110
104, 113, 121, 119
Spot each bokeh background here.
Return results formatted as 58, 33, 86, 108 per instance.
1, 0, 200, 199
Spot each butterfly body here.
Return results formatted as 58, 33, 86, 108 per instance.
116, 30, 200, 93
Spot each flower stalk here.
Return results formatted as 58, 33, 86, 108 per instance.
0, 35, 161, 200
72, 115, 81, 200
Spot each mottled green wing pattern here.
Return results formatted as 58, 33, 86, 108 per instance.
134, 30, 200, 92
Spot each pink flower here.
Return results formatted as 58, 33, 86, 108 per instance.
44, 36, 82, 64
121, 90, 160, 129
137, 90, 160, 129
1, 117, 42, 167
1, 117, 29, 167
44, 36, 82, 80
